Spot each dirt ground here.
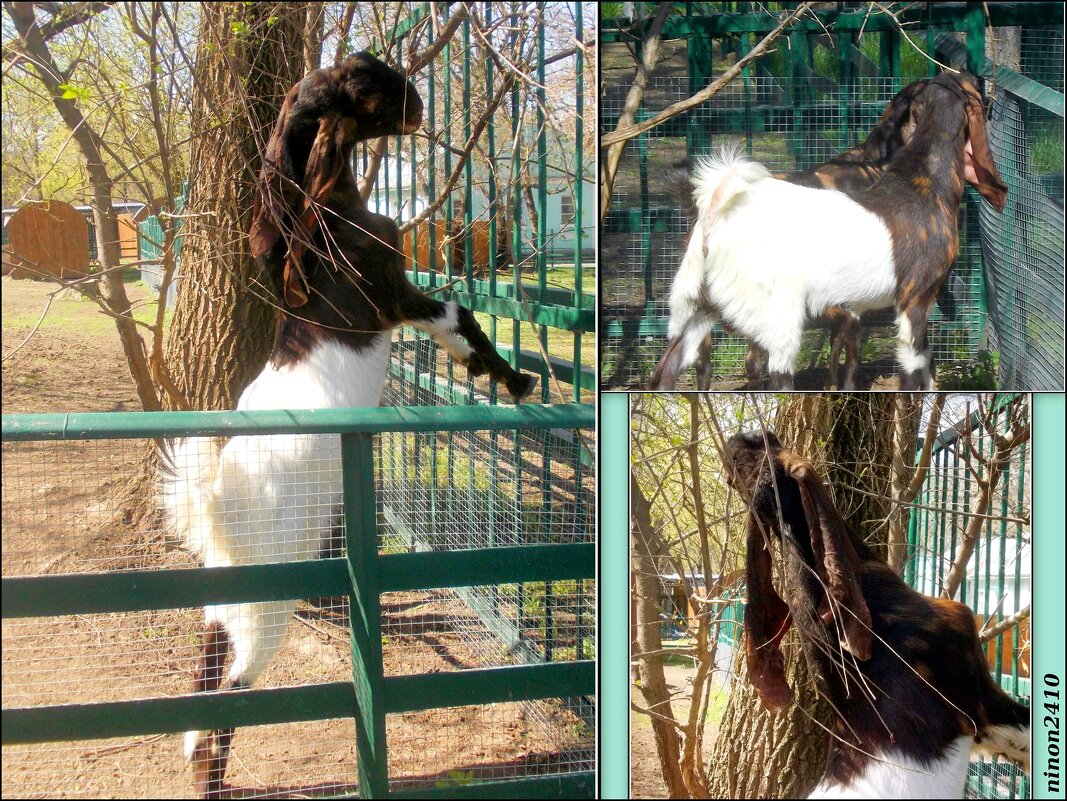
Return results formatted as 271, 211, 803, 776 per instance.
630, 663, 725, 799
1, 276, 590, 798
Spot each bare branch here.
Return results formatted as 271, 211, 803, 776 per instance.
600, 3, 815, 148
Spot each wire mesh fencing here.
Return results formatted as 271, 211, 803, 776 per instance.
601, 5, 1064, 390
980, 25, 1065, 391
1, 405, 594, 799
904, 397, 1031, 799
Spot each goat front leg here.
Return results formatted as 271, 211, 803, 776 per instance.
397, 291, 537, 401
896, 303, 935, 391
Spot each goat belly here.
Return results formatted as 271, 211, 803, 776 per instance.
809, 736, 973, 799
700, 181, 897, 335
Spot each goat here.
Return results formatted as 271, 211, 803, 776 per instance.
162, 52, 535, 799
723, 430, 1029, 799
655, 79, 930, 392
725, 77, 934, 392
650, 71, 1007, 391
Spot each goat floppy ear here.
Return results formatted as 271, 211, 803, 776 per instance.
280, 112, 358, 309
249, 82, 301, 260
962, 93, 1008, 212
744, 511, 794, 712
779, 452, 873, 661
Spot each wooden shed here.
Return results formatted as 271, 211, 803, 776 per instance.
4, 200, 89, 280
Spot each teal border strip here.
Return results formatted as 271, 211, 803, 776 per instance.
599, 392, 629, 798
1034, 392, 1065, 800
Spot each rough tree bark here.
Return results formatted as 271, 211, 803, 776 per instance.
163, 2, 308, 412
631, 473, 688, 798
706, 394, 898, 798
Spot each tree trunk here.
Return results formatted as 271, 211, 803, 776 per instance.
120, 3, 308, 533
7, 1, 161, 412
163, 2, 307, 411
632, 474, 688, 798
706, 394, 897, 798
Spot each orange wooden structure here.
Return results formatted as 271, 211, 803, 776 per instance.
117, 213, 140, 260
4, 200, 90, 279
403, 218, 510, 276
978, 613, 1031, 677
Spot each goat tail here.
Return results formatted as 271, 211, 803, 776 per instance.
690, 145, 772, 231
160, 437, 224, 562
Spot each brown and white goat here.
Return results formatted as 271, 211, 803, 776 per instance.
163, 52, 535, 799
723, 430, 1029, 798
656, 79, 931, 392
652, 71, 1007, 391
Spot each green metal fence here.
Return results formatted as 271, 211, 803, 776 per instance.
904, 395, 1030, 799
601, 3, 1064, 390
1, 405, 594, 798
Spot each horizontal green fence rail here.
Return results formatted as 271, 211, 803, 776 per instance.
2, 404, 595, 798
2, 683, 355, 744
1, 403, 594, 441
389, 773, 596, 800
2, 544, 595, 618
2, 662, 594, 745
382, 662, 594, 714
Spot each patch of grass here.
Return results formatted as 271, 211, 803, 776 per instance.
1, 280, 170, 337
1029, 128, 1064, 175
936, 349, 999, 390
704, 683, 731, 725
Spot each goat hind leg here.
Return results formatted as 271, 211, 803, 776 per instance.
186, 602, 295, 798
827, 310, 861, 390
762, 318, 803, 391
743, 342, 767, 390
695, 334, 715, 390
649, 311, 718, 390
186, 621, 233, 799
399, 294, 536, 401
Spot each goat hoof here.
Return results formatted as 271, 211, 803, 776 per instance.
189, 729, 233, 799
507, 372, 538, 402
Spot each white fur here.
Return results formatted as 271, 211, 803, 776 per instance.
411, 300, 474, 361
895, 313, 933, 387
163, 335, 391, 763
810, 737, 973, 799
974, 724, 1030, 772
667, 150, 898, 382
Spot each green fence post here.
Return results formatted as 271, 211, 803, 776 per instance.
573, 1, 585, 403
344, 433, 388, 799
536, 3, 549, 402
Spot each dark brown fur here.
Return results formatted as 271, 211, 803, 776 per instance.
851, 72, 1006, 390
723, 431, 1028, 786
248, 52, 535, 400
